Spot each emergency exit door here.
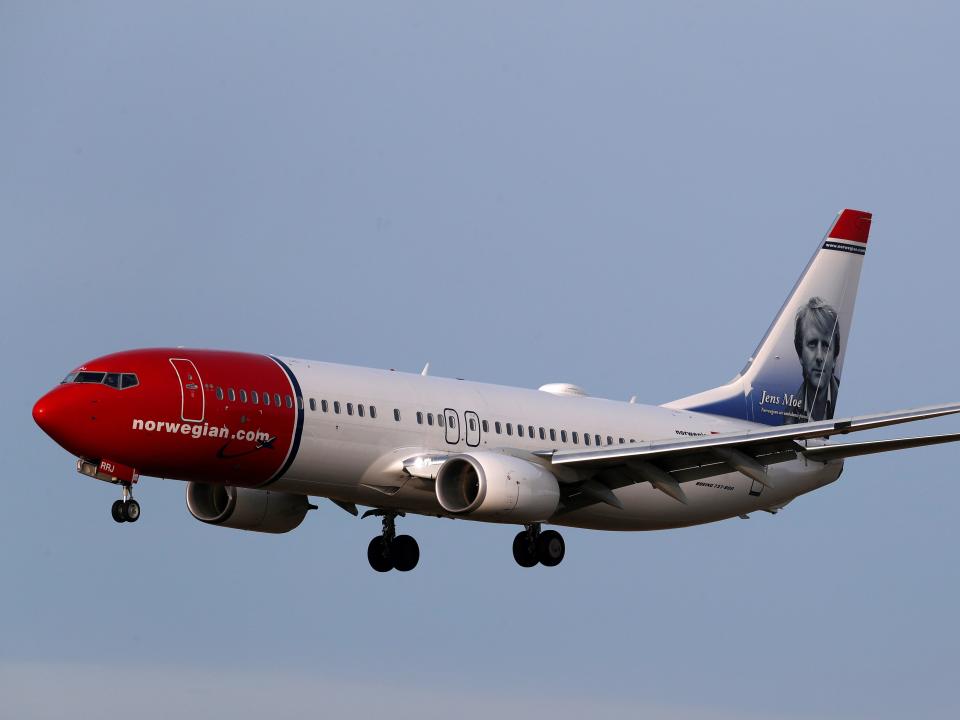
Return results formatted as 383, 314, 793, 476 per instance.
444, 408, 460, 444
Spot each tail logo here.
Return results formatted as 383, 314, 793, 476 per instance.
756, 297, 841, 424
666, 209, 871, 427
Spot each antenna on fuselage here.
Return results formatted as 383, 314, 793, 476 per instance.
421, 362, 430, 377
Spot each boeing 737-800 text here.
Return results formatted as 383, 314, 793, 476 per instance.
33, 209, 960, 571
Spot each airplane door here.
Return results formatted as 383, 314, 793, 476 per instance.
169, 358, 205, 423
464, 410, 480, 447
444, 408, 460, 445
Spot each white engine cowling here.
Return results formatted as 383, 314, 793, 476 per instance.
186, 482, 310, 534
435, 452, 560, 522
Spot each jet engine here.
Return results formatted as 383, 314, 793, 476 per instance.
435, 452, 560, 522
186, 482, 311, 534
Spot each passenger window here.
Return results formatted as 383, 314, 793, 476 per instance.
584, 434, 591, 446
506, 423, 513, 436
417, 412, 423, 424
321, 399, 329, 412
438, 414, 445, 428
482, 420, 489, 432
630, 438, 636, 443
216, 387, 224, 400
274, 393, 282, 407
607, 436, 613, 445
495, 421, 501, 434
561, 430, 567, 442
347, 403, 354, 416
427, 413, 433, 426
450, 416, 456, 428
394, 409, 401, 421
549, 429, 556, 441
619, 437, 625, 444
228, 388, 236, 402
104, 373, 121, 389
572, 432, 579, 444
252, 391, 259, 404
309, 398, 317, 411
283, 395, 291, 408
469, 417, 476, 431
358, 404, 365, 417
370, 406, 377, 419
334, 401, 341, 414
239, 389, 247, 403
539, 427, 545, 440
263, 392, 270, 406
529, 426, 535, 438
517, 424, 524, 437
121, 373, 139, 389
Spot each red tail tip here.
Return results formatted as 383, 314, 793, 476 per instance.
830, 209, 872, 244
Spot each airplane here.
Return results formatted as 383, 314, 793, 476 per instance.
32, 209, 960, 572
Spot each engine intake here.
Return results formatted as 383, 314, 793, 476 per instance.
186, 482, 310, 534
435, 452, 560, 522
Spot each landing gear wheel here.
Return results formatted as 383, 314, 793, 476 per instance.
111, 500, 127, 523
512, 531, 538, 568
536, 530, 565, 567
367, 536, 393, 573
391, 535, 420, 572
123, 499, 140, 523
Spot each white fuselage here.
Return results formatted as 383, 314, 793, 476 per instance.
270, 357, 842, 531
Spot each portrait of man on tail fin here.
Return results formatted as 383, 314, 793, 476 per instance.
784, 297, 841, 424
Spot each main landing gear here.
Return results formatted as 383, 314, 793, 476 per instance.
513, 524, 565, 568
110, 484, 140, 524
363, 510, 419, 573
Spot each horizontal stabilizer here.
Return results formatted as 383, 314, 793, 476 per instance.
801, 432, 960, 462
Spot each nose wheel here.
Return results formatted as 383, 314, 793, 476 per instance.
513, 524, 565, 567
363, 509, 419, 572
111, 485, 140, 524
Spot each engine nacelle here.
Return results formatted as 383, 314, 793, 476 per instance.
186, 482, 310, 534
435, 452, 560, 522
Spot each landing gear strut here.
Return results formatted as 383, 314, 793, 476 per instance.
111, 484, 140, 524
363, 510, 419, 572
513, 524, 565, 568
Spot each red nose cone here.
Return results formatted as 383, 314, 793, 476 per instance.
33, 389, 70, 446
33, 394, 52, 432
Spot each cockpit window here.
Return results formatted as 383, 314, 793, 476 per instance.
75, 372, 106, 383
63, 371, 139, 389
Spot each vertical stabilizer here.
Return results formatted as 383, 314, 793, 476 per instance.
665, 209, 872, 426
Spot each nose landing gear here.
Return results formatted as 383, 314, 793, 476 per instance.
111, 484, 140, 524
363, 509, 419, 572
513, 524, 565, 568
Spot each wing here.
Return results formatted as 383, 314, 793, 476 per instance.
540, 403, 960, 507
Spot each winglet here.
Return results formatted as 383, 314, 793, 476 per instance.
829, 209, 872, 244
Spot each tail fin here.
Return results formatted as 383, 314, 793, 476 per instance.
665, 209, 873, 426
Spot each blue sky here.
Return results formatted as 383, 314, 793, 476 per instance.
3, 3, 960, 718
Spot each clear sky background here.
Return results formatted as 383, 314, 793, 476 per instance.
2, 2, 959, 718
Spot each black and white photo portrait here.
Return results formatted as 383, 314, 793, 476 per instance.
784, 297, 841, 424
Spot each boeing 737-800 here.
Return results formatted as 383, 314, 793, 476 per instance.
32, 209, 960, 571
